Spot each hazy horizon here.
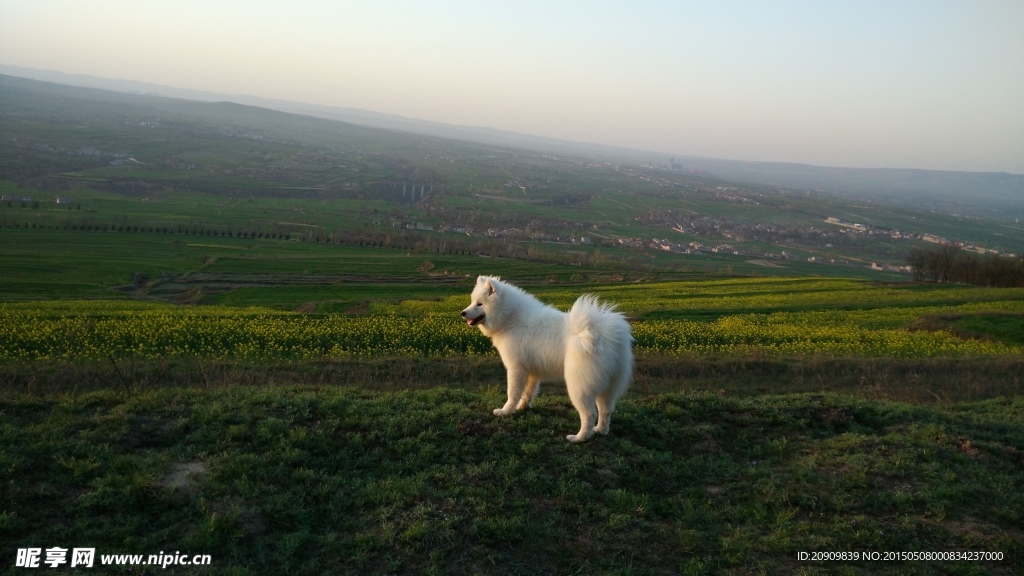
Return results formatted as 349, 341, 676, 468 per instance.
2, 1, 1022, 174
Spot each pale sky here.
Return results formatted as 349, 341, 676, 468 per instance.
2, 0, 1023, 173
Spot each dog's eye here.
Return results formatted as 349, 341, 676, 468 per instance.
476, 302, 482, 306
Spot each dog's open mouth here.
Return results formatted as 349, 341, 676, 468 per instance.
466, 314, 485, 326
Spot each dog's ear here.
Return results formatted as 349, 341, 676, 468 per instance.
486, 280, 496, 296
476, 275, 485, 285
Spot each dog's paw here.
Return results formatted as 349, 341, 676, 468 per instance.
592, 426, 610, 435
493, 408, 512, 416
566, 433, 589, 443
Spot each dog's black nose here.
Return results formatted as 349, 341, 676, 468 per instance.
460, 311, 466, 317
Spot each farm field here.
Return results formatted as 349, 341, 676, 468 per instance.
3, 279, 1023, 364
0, 223, 909, 305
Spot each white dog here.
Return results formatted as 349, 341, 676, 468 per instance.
461, 276, 633, 442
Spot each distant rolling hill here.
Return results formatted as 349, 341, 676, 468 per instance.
2, 63, 1022, 221
669, 157, 1024, 222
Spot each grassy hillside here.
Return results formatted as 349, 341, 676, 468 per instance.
4, 73, 1023, 277
6, 67, 1021, 222
2, 386, 1021, 574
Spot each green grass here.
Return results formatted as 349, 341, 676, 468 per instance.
2, 386, 1021, 574
954, 314, 1024, 347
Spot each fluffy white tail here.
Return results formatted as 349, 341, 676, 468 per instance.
568, 294, 626, 355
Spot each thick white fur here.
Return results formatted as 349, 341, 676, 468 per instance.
462, 276, 633, 442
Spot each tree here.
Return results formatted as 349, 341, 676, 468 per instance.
907, 244, 1023, 287
905, 249, 928, 281
934, 244, 960, 283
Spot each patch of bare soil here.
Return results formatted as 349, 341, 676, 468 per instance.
159, 461, 209, 498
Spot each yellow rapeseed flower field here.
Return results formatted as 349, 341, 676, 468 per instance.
1, 279, 1021, 361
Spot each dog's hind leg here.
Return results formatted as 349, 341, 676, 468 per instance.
516, 374, 540, 410
594, 377, 627, 435
595, 351, 632, 435
494, 367, 528, 416
565, 378, 597, 442
594, 391, 615, 435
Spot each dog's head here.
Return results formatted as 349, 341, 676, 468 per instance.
461, 276, 499, 329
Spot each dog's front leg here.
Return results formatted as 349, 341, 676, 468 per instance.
516, 375, 540, 410
494, 367, 527, 416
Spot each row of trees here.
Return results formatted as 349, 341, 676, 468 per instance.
906, 245, 1024, 287
0, 221, 291, 239
0, 218, 631, 270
